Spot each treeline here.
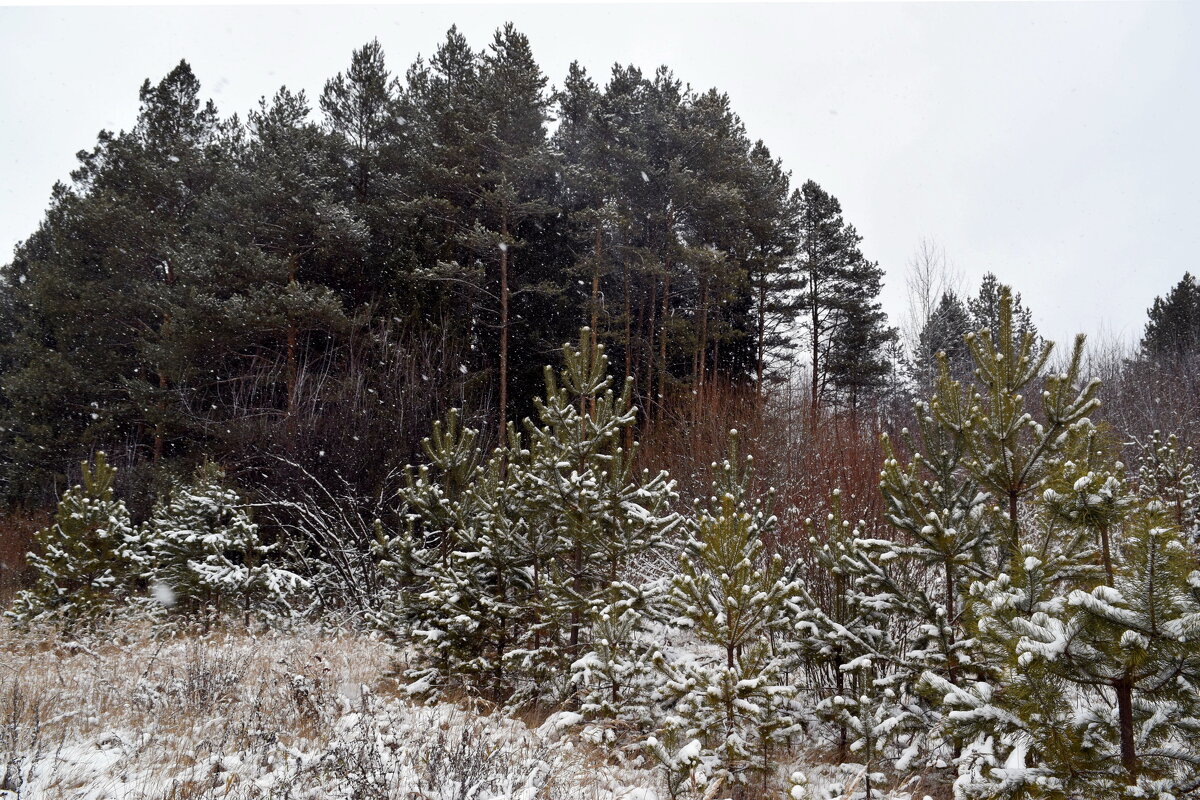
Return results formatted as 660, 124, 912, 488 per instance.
0, 25, 897, 506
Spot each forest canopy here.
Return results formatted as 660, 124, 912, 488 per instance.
0, 26, 904, 504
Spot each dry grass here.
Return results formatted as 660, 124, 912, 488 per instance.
0, 621, 660, 800
0, 509, 44, 608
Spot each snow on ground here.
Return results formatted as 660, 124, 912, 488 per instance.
0, 620, 662, 800
0, 621, 925, 800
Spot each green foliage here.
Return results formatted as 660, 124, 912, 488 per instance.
943, 503, 1200, 799
1136, 430, 1199, 537
912, 291, 974, 391
386, 328, 679, 705
797, 492, 918, 789
655, 432, 803, 793
968, 272, 1041, 358
9, 453, 141, 625
0, 28, 818, 504
796, 180, 897, 411
141, 462, 305, 620
1141, 271, 1200, 362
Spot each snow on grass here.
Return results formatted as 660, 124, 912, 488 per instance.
0, 621, 657, 800
0, 621, 933, 799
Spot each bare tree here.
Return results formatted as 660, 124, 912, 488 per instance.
901, 237, 965, 356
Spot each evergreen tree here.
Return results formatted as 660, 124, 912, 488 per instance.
967, 272, 1040, 358
810, 284, 1104, 780
1137, 430, 1199, 538
956, 287, 1099, 561
320, 38, 395, 204
795, 180, 891, 414
825, 275, 899, 414
655, 432, 803, 795
9, 453, 142, 625
389, 328, 678, 705
1, 61, 227, 490
742, 143, 803, 397
141, 462, 303, 620
941, 500, 1200, 799
911, 291, 974, 392
795, 491, 914, 794
1141, 272, 1200, 362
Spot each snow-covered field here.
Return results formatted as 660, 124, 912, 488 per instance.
0, 621, 651, 799
0, 622, 922, 800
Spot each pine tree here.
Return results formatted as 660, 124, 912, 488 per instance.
656, 431, 803, 796
1137, 430, 1200, 539
795, 180, 893, 415
967, 272, 1040, 358
320, 38, 395, 204
742, 143, 803, 397
796, 491, 914, 795
524, 330, 678, 676
822, 284, 1104, 778
142, 462, 303, 621
825, 280, 900, 414
911, 291, 973, 392
1141, 272, 1200, 363
957, 286, 1100, 561
9, 453, 141, 626
391, 328, 677, 705
940, 500, 1200, 799
1, 61, 226, 488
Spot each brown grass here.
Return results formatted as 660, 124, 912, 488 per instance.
0, 507, 46, 607
0, 620, 664, 800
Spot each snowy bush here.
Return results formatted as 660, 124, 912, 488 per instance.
8, 452, 144, 627
139, 461, 307, 622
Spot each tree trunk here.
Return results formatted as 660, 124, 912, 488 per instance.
698, 278, 709, 390
945, 557, 958, 685
154, 369, 167, 463
591, 226, 602, 343
623, 256, 632, 380
154, 258, 177, 463
810, 272, 820, 426
286, 254, 299, 418
645, 280, 657, 412
1115, 674, 1137, 780
756, 281, 767, 402
1005, 489, 1020, 566
1100, 521, 1116, 586
499, 213, 510, 446
658, 266, 671, 422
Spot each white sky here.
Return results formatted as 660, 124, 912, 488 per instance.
2, 2, 1198, 352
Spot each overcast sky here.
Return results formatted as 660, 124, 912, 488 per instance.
2, 2, 1197, 351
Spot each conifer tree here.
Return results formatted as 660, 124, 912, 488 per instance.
390, 328, 677, 705
320, 38, 395, 204
1141, 272, 1200, 363
795, 180, 893, 414
911, 291, 974, 392
956, 286, 1100, 561
939, 500, 1200, 799
816, 284, 1104, 777
743, 143, 803, 397
1137, 429, 1199, 538
656, 432, 803, 795
142, 462, 303, 620
10, 453, 141, 625
967, 272, 1040, 358
796, 491, 914, 791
